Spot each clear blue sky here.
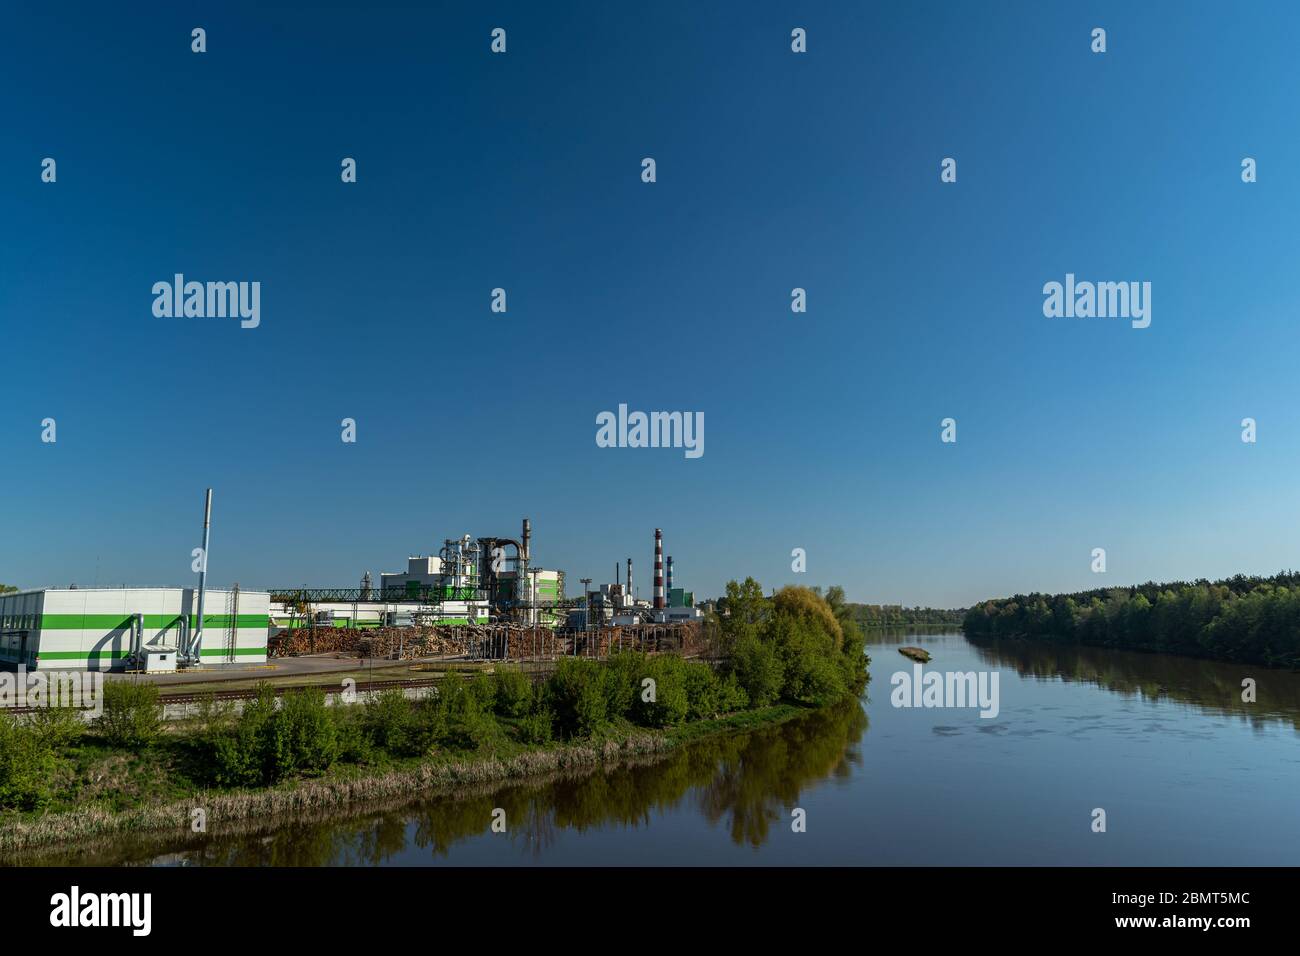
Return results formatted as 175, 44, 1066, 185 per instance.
3, 1, 1299, 608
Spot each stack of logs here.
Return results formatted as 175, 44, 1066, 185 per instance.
269, 621, 705, 661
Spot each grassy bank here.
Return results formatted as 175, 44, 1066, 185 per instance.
0, 701, 809, 854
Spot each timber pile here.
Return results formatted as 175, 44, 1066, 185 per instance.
269, 626, 461, 659
268, 620, 708, 661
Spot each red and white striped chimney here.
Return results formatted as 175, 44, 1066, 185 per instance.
653, 529, 665, 609
666, 556, 674, 601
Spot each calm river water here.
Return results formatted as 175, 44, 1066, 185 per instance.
26, 631, 1300, 865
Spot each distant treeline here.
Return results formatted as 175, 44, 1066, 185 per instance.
784, 589, 964, 627
962, 572, 1300, 668
845, 603, 965, 628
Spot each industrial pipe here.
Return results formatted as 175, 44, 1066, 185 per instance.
653, 529, 665, 609
190, 488, 212, 665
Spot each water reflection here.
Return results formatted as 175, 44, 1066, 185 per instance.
12, 631, 1299, 866
964, 634, 1300, 730
13, 701, 868, 866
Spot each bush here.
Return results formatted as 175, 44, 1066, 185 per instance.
95, 680, 163, 748
194, 692, 237, 734
404, 697, 450, 756
729, 634, 784, 707
433, 674, 498, 751
333, 709, 374, 764
838, 621, 870, 695
517, 707, 553, 745
362, 689, 415, 752
0, 713, 57, 810
682, 661, 722, 720
492, 667, 534, 718
631, 655, 688, 728
28, 706, 85, 749
717, 673, 750, 712
603, 651, 645, 720
208, 684, 339, 786
275, 687, 338, 775
769, 613, 847, 706
468, 672, 496, 711
543, 658, 608, 738
436, 673, 471, 718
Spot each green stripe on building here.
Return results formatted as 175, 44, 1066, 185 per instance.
36, 614, 270, 630
37, 647, 265, 661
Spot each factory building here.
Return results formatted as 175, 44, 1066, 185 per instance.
380, 556, 445, 599
270, 520, 564, 631
0, 587, 270, 671
570, 531, 703, 629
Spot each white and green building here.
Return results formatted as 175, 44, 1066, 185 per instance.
0, 587, 270, 671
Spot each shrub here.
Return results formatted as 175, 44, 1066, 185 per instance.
517, 707, 553, 745
769, 613, 847, 706
492, 667, 533, 718
682, 661, 722, 720
432, 674, 498, 751
95, 680, 163, 748
630, 655, 688, 728
838, 620, 870, 695
717, 673, 750, 712
28, 706, 85, 749
208, 684, 339, 786
333, 709, 374, 764
0, 713, 57, 810
436, 673, 471, 718
468, 672, 496, 711
362, 689, 415, 752
603, 651, 645, 720
729, 634, 784, 707
194, 692, 237, 734
275, 687, 338, 775
404, 697, 450, 756
543, 658, 608, 738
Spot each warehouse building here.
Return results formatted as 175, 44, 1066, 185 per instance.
0, 587, 270, 671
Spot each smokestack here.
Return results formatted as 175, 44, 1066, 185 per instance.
653, 529, 665, 609
191, 488, 213, 664
522, 517, 531, 562
667, 556, 674, 602
627, 558, 633, 601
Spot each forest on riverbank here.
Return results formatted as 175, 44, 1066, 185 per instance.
962, 572, 1300, 667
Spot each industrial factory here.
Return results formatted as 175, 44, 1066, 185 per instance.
570, 529, 703, 630
0, 586, 270, 672
0, 493, 704, 672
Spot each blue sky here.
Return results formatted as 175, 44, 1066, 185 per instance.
3, 1, 1299, 608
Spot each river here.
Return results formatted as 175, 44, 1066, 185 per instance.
20, 631, 1300, 865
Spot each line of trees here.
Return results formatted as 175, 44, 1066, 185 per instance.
712, 581, 870, 705
843, 601, 965, 628
962, 572, 1300, 668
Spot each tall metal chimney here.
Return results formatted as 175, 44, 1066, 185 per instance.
667, 556, 674, 604
653, 529, 665, 609
627, 558, 633, 602
191, 488, 213, 665
522, 517, 531, 562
